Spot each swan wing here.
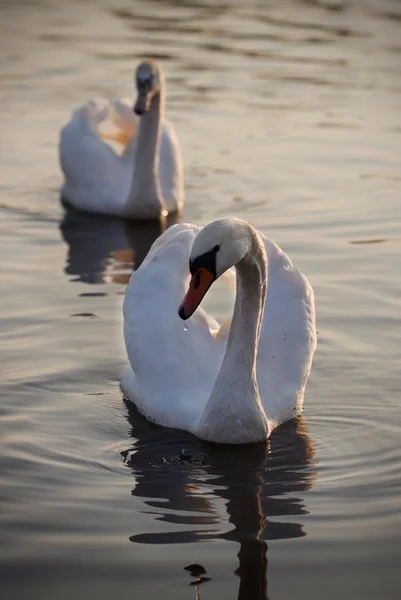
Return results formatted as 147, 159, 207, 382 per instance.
256, 235, 317, 425
59, 98, 130, 215
108, 99, 138, 153
122, 224, 225, 432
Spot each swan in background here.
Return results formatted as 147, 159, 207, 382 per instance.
59, 60, 184, 220
122, 218, 316, 444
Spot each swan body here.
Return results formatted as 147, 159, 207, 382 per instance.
122, 218, 316, 444
59, 61, 184, 220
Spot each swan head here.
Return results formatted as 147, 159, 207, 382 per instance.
178, 218, 252, 320
134, 60, 163, 115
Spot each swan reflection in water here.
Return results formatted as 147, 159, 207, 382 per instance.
60, 207, 180, 285
122, 404, 317, 599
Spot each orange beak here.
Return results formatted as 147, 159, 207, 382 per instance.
178, 268, 215, 320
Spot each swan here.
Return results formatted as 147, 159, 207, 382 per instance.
122, 218, 316, 444
59, 60, 184, 220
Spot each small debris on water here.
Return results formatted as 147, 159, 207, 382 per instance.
184, 562, 207, 577
78, 292, 107, 297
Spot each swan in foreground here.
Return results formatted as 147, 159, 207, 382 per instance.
122, 218, 316, 444
59, 60, 184, 219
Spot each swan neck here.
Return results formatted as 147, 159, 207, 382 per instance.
196, 231, 269, 444
222, 242, 267, 388
124, 90, 165, 219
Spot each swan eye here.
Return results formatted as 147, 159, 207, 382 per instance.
213, 245, 220, 253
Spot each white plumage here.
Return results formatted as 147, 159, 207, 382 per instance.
122, 218, 316, 444
59, 61, 184, 220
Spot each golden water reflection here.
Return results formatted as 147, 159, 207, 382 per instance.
123, 408, 316, 599
60, 207, 180, 284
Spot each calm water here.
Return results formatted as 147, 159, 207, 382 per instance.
1, 0, 400, 598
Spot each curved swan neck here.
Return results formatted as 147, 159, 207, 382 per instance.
123, 89, 166, 219
228, 251, 266, 371
196, 228, 269, 444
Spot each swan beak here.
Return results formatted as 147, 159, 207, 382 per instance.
178, 268, 215, 320
134, 89, 152, 115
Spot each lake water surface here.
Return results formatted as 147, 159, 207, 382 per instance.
1, 0, 400, 598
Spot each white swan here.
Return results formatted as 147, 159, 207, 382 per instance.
59, 60, 184, 220
122, 218, 316, 444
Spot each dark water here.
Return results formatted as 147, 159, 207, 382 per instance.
1, 0, 400, 598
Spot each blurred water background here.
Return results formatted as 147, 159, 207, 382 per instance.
0, 0, 400, 598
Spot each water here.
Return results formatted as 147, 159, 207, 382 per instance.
1, 0, 400, 598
